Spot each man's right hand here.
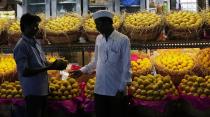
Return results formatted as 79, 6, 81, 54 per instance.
48, 59, 68, 70
69, 70, 83, 78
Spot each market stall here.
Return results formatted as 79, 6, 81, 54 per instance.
0, 0, 210, 117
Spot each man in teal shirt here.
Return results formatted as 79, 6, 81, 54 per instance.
14, 13, 67, 117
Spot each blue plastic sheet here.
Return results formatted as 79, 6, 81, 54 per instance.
120, 0, 140, 6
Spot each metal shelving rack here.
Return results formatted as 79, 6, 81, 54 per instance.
1, 40, 210, 53
1, 40, 210, 65
115, 0, 146, 14
22, 0, 50, 18
51, 0, 81, 17
83, 0, 114, 15
141, 40, 210, 49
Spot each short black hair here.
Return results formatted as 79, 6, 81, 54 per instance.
20, 13, 41, 32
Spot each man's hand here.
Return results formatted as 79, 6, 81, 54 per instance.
127, 82, 131, 87
48, 59, 68, 70
116, 90, 125, 97
69, 70, 83, 78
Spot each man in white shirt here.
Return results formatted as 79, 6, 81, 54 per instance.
71, 10, 131, 117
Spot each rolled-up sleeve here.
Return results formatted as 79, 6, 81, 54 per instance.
13, 44, 29, 75
119, 37, 131, 91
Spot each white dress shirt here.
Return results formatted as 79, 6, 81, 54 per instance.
81, 30, 131, 96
